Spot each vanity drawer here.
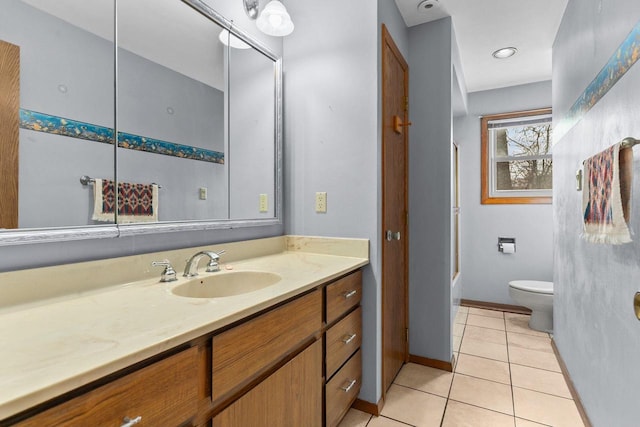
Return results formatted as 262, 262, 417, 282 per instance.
326, 270, 362, 325
16, 347, 198, 427
325, 306, 362, 379
325, 350, 362, 427
212, 290, 322, 403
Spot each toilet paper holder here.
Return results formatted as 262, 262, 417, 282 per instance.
498, 237, 516, 253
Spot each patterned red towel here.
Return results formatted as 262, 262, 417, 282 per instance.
582, 143, 633, 244
92, 179, 159, 223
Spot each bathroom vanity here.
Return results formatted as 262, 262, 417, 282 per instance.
0, 236, 367, 427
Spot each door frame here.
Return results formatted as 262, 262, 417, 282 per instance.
380, 24, 409, 398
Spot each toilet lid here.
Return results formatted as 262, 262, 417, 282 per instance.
509, 280, 553, 295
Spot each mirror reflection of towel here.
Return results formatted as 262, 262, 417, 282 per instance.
92, 179, 159, 223
582, 143, 633, 244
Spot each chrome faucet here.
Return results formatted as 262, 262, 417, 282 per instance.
183, 250, 225, 277
151, 260, 177, 282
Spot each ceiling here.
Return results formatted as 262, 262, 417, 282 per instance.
21, 0, 225, 90
394, 0, 569, 93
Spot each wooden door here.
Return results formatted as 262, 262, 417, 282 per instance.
213, 340, 322, 427
381, 25, 409, 394
0, 39, 20, 229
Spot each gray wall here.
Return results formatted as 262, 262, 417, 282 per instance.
407, 17, 453, 362
553, 0, 640, 425
453, 82, 554, 305
228, 47, 276, 219
0, 0, 284, 272
284, 0, 380, 403
1, 0, 115, 228
118, 48, 227, 222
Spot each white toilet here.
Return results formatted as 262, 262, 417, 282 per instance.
508, 280, 554, 332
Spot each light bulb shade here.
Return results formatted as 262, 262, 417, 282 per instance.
218, 29, 251, 50
256, 0, 294, 37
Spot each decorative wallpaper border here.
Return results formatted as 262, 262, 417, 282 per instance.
555, 20, 640, 141
19, 109, 225, 164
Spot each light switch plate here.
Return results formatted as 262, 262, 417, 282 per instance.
199, 187, 207, 200
315, 192, 327, 213
259, 194, 268, 212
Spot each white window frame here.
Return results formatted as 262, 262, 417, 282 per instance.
481, 108, 552, 205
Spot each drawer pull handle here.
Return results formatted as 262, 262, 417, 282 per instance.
343, 290, 357, 299
341, 379, 357, 393
342, 333, 357, 344
121, 416, 142, 427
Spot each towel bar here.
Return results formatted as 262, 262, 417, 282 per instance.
80, 175, 162, 189
581, 137, 638, 166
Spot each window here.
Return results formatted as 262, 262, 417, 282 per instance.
481, 108, 552, 204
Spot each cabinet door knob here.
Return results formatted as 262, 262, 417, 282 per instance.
342, 290, 357, 299
121, 416, 142, 427
340, 379, 357, 393
342, 333, 357, 344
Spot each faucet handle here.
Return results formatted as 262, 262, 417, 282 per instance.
151, 260, 177, 282
206, 250, 226, 272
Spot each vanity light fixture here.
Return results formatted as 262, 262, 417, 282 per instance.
243, 0, 259, 19
218, 29, 252, 49
492, 47, 518, 59
255, 0, 294, 37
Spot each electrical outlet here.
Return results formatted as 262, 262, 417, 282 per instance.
315, 192, 327, 213
259, 194, 268, 212
199, 187, 207, 200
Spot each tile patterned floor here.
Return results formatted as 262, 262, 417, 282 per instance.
338, 306, 585, 427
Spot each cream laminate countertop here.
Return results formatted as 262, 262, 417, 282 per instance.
0, 236, 369, 421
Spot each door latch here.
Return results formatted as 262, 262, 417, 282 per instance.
385, 230, 401, 241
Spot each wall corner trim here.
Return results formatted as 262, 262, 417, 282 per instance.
352, 396, 384, 416
408, 354, 454, 372
551, 339, 593, 427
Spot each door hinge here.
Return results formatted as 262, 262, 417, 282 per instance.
405, 328, 409, 343
404, 96, 409, 112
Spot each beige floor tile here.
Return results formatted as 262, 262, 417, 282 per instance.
367, 416, 412, 427
449, 374, 513, 415
505, 313, 549, 337
458, 306, 469, 314
507, 332, 553, 353
442, 400, 515, 427
453, 352, 459, 369
337, 409, 372, 427
455, 311, 468, 325
453, 322, 465, 337
510, 365, 572, 398
455, 353, 511, 384
468, 307, 505, 319
393, 362, 453, 398
516, 418, 550, 426
513, 387, 583, 427
381, 384, 447, 426
466, 314, 506, 331
508, 346, 561, 372
460, 336, 509, 362
463, 325, 507, 345
453, 334, 463, 352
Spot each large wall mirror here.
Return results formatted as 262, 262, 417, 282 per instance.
0, 0, 282, 244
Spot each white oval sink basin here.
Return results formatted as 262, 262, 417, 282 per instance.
171, 271, 281, 298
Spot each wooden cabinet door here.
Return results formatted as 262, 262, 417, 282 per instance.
16, 347, 199, 427
213, 340, 322, 427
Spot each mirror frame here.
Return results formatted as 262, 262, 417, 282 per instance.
0, 0, 282, 246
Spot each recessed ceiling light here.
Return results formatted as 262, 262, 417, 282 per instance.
492, 47, 517, 59
417, 0, 438, 12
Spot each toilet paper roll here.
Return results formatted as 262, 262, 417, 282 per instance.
501, 243, 515, 254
